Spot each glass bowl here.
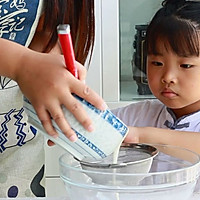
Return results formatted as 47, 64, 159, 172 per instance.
59, 144, 200, 200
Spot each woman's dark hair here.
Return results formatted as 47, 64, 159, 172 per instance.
146, 0, 200, 57
43, 0, 95, 65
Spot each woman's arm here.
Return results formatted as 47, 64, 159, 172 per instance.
0, 38, 107, 141
125, 126, 200, 154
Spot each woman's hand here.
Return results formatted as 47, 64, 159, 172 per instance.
14, 49, 107, 142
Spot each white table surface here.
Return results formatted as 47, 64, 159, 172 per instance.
3, 193, 200, 200
191, 193, 200, 200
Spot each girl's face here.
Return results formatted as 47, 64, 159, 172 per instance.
147, 41, 200, 118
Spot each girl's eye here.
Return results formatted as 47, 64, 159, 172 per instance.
151, 61, 163, 66
180, 64, 192, 68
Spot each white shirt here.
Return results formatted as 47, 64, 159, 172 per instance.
112, 99, 200, 132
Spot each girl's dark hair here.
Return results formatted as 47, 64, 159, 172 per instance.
146, 0, 200, 57
43, 0, 95, 65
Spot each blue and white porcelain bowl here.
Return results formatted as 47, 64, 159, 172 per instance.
24, 95, 128, 160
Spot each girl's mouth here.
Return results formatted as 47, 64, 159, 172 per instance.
161, 89, 178, 98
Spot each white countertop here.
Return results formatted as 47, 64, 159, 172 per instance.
191, 193, 200, 200
4, 193, 200, 200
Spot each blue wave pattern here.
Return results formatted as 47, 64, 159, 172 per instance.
0, 109, 13, 152
75, 95, 128, 137
14, 108, 26, 146
74, 129, 107, 158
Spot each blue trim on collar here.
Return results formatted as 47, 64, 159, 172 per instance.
164, 120, 190, 129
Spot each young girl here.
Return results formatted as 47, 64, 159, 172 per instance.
0, 0, 106, 197
113, 0, 200, 155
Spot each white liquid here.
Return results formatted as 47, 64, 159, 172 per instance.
113, 144, 121, 164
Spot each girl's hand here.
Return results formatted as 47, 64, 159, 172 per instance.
15, 49, 107, 142
123, 126, 140, 144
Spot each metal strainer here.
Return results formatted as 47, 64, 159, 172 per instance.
76, 143, 158, 185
